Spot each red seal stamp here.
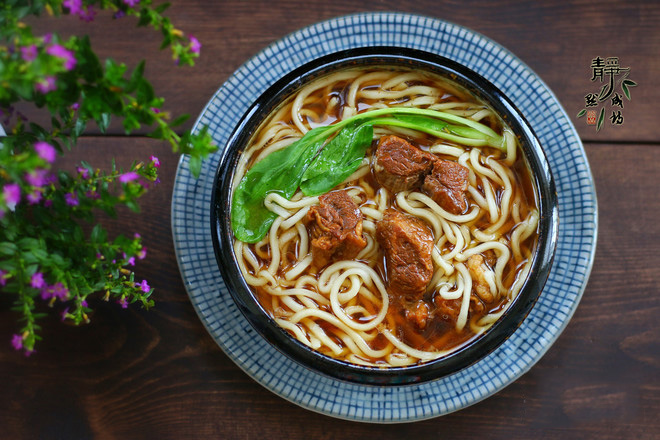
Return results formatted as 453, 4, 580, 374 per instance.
586, 110, 597, 125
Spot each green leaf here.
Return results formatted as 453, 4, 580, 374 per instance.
74, 118, 87, 137
27, 248, 49, 263
147, 125, 164, 140
96, 113, 112, 133
0, 242, 18, 256
126, 61, 146, 93
90, 224, 107, 243
29, 122, 48, 138
231, 125, 332, 242
577, 109, 587, 118
17, 238, 39, 250
160, 34, 172, 50
122, 113, 140, 133
136, 78, 155, 103
137, 12, 151, 27
621, 83, 630, 100
300, 123, 373, 196
596, 107, 605, 131
188, 155, 202, 178
154, 2, 171, 13
621, 79, 636, 101
77, 36, 103, 82
169, 113, 189, 127
104, 59, 128, 85
391, 114, 450, 133
125, 200, 140, 212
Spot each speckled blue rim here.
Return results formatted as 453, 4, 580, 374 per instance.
171, 12, 597, 423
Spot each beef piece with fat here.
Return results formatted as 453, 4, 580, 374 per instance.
372, 135, 436, 193
305, 190, 367, 267
422, 158, 470, 214
375, 208, 434, 300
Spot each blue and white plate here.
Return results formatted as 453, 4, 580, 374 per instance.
171, 12, 597, 423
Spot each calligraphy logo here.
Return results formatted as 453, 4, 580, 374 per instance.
577, 57, 637, 131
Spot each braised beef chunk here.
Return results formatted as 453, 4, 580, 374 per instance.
305, 190, 367, 267
422, 159, 470, 214
375, 208, 434, 300
372, 135, 436, 193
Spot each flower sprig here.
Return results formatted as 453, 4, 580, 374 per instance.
0, 1, 214, 169
1, 141, 160, 354
0, 0, 216, 354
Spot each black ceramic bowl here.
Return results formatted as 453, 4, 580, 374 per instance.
211, 47, 558, 386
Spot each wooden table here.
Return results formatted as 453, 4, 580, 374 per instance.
2, 1, 659, 438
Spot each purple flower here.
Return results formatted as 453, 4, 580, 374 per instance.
54, 283, 69, 300
11, 334, 23, 351
151, 107, 160, 114
78, 5, 96, 22
119, 172, 139, 183
0, 269, 7, 286
113, 10, 126, 19
81, 299, 88, 308
44, 199, 53, 208
137, 279, 150, 293
123, 0, 140, 7
189, 35, 201, 54
21, 45, 38, 62
65, 192, 79, 206
43, 33, 52, 44
76, 166, 89, 179
63, 0, 82, 15
71, 102, 80, 111
35, 76, 56, 93
41, 282, 69, 301
127, 257, 135, 266
137, 247, 147, 259
118, 297, 128, 309
85, 189, 100, 200
35, 141, 56, 163
150, 156, 161, 168
60, 307, 69, 321
3, 183, 21, 211
25, 169, 50, 187
30, 272, 45, 289
44, 172, 57, 185
27, 190, 42, 205
46, 44, 76, 70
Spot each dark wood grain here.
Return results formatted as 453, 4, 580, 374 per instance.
2, 1, 660, 439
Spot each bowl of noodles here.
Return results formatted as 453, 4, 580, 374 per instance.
210, 46, 558, 386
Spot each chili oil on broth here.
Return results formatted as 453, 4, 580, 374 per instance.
230, 66, 540, 367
